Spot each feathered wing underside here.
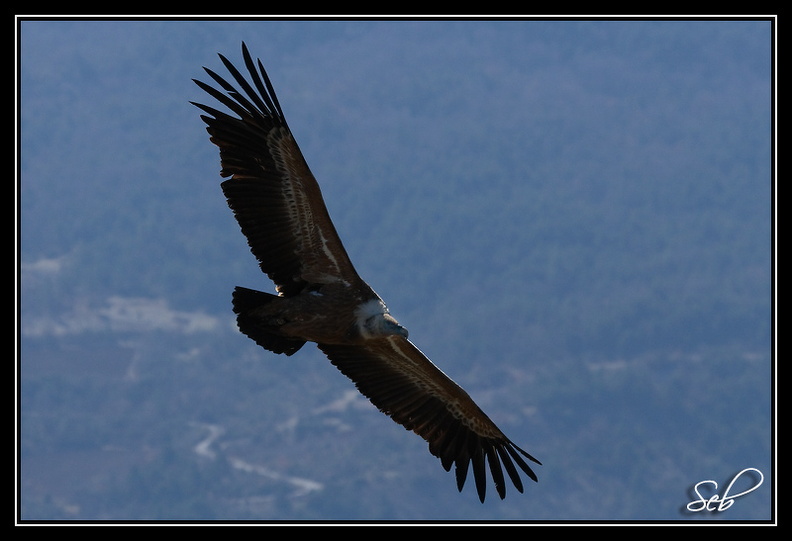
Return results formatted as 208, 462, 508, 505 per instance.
192, 43, 359, 296
319, 336, 541, 502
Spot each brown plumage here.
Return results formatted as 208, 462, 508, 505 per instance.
192, 43, 540, 502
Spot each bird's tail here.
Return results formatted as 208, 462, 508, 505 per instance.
231, 286, 306, 356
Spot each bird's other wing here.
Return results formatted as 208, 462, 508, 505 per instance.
192, 43, 359, 296
318, 336, 540, 502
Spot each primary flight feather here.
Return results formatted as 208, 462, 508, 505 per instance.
192, 43, 540, 502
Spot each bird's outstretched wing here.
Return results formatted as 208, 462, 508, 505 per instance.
192, 43, 360, 297
320, 336, 541, 502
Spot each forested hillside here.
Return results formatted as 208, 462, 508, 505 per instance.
19, 19, 773, 522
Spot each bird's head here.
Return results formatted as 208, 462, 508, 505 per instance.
356, 299, 409, 340
377, 313, 409, 339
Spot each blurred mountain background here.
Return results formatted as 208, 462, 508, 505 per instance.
18, 18, 773, 522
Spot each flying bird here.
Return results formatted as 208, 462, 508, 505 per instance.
192, 43, 540, 502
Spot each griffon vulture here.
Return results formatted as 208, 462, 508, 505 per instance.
192, 43, 540, 502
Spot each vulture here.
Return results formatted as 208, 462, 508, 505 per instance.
192, 43, 540, 502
